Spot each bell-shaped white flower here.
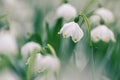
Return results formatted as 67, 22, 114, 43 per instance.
94, 7, 114, 24
56, 3, 77, 20
0, 31, 18, 55
41, 55, 60, 72
89, 14, 101, 25
21, 41, 41, 59
59, 22, 84, 43
91, 25, 116, 42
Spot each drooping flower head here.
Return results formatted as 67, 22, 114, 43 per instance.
21, 41, 41, 59
91, 25, 115, 42
58, 21, 84, 43
27, 53, 60, 73
94, 7, 114, 24
56, 3, 77, 20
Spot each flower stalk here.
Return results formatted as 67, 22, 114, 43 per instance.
77, 13, 93, 46
75, 13, 95, 80
47, 44, 57, 57
82, 0, 95, 13
26, 49, 38, 80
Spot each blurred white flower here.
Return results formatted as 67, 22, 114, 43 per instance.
21, 42, 41, 59
27, 53, 60, 73
56, 3, 77, 20
0, 69, 20, 80
89, 14, 101, 25
0, 31, 18, 55
91, 25, 116, 42
58, 22, 84, 43
94, 7, 114, 24
2, 0, 33, 22
41, 55, 60, 72
33, 53, 44, 73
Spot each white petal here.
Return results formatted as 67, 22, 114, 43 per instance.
108, 29, 116, 42
56, 3, 77, 20
41, 55, 60, 72
59, 22, 76, 38
59, 22, 84, 42
89, 15, 101, 25
71, 23, 84, 43
34, 53, 44, 73
21, 41, 41, 59
94, 8, 114, 23
91, 26, 101, 42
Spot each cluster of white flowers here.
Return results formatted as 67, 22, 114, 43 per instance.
58, 22, 84, 43
90, 7, 114, 25
28, 53, 60, 73
56, 3, 77, 20
21, 42, 60, 73
89, 7, 116, 43
91, 25, 116, 42
0, 31, 18, 55
21, 41, 41, 60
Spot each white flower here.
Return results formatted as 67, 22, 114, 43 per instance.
59, 22, 84, 43
27, 53, 60, 73
32, 53, 44, 73
56, 3, 77, 20
94, 7, 114, 24
91, 25, 116, 42
0, 31, 18, 55
21, 42, 41, 59
41, 55, 60, 72
0, 69, 20, 80
26, 53, 43, 73
89, 14, 101, 25
2, 0, 33, 22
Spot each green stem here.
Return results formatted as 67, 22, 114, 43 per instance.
79, 13, 92, 47
82, 0, 95, 13
55, 71, 61, 80
47, 44, 57, 57
44, 71, 49, 80
79, 13, 95, 80
26, 49, 37, 80
91, 46, 96, 80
